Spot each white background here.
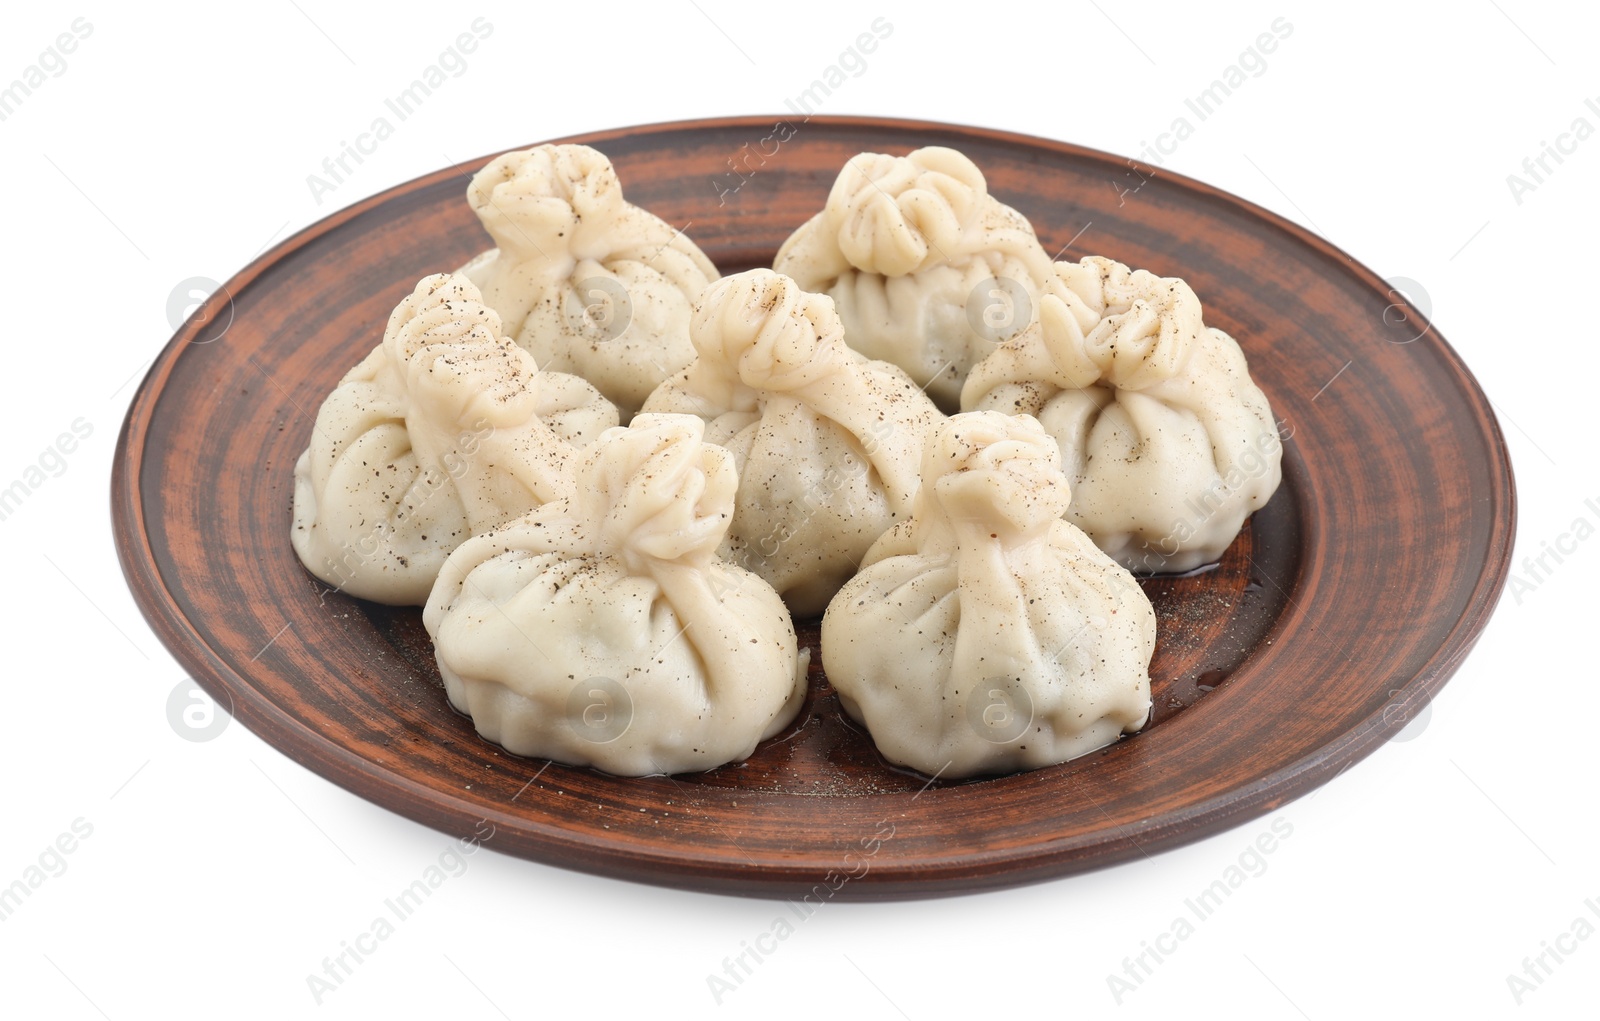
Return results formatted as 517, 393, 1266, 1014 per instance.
1, 1, 1594, 1018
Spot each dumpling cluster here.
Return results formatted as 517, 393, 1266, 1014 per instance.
290, 140, 1283, 779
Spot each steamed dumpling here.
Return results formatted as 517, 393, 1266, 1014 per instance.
962, 256, 1282, 573
640, 269, 943, 616
422, 414, 807, 776
458, 143, 720, 420
291, 273, 616, 605
821, 412, 1155, 778
773, 146, 1054, 411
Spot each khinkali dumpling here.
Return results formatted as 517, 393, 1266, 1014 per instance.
422, 414, 807, 776
962, 256, 1282, 573
291, 273, 616, 605
821, 411, 1155, 778
772, 146, 1054, 411
458, 143, 720, 421
640, 269, 942, 617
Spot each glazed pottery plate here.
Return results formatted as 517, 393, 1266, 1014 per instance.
113, 116, 1514, 899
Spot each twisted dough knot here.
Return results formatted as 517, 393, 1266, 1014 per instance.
922, 411, 1072, 535
466, 144, 625, 259
384, 274, 504, 359
584, 413, 738, 567
825, 146, 990, 277
1046, 257, 1204, 390
689, 269, 850, 392
383, 274, 541, 425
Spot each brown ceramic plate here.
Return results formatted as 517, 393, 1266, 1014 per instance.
112, 116, 1514, 900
